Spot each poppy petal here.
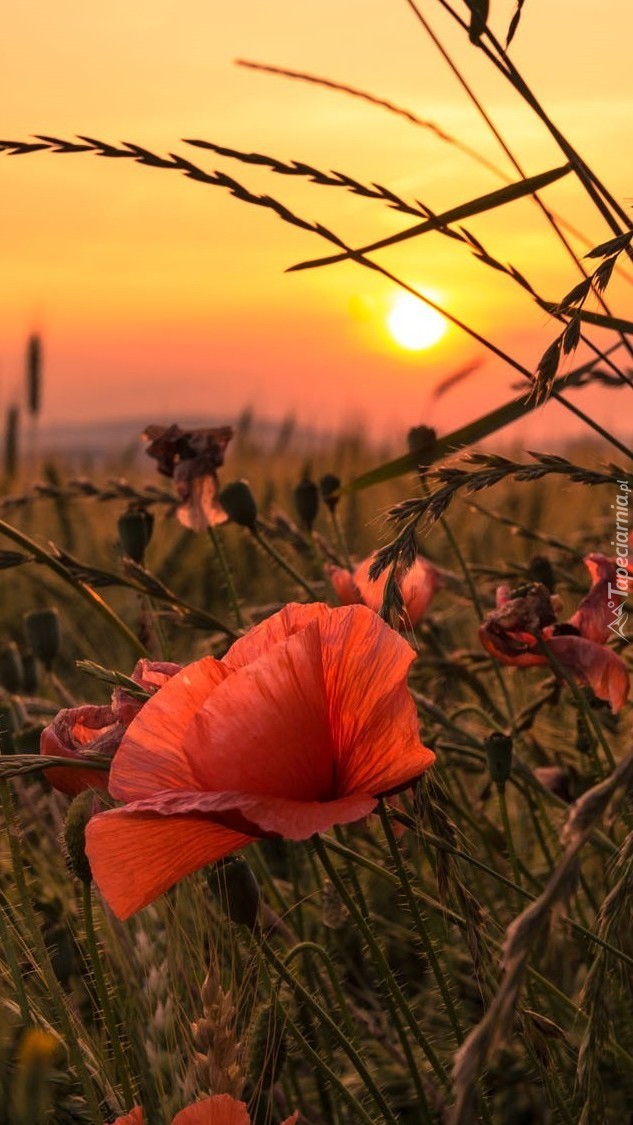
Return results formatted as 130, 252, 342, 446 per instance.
85, 807, 252, 919
109, 658, 231, 802
548, 635, 630, 712
569, 553, 618, 643
222, 602, 330, 669
400, 558, 440, 626
326, 564, 362, 606
189, 622, 334, 799
319, 605, 435, 794
117, 788, 377, 839
110, 1110, 144, 1125
171, 1094, 251, 1125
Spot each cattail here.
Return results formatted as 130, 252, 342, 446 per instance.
26, 334, 42, 418
4, 405, 20, 481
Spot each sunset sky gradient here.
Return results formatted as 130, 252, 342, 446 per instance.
2, 0, 632, 444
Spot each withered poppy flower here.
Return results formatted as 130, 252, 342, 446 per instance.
479, 554, 629, 712
143, 423, 233, 532
327, 553, 441, 628
40, 660, 181, 796
110, 1096, 297, 1125
85, 603, 435, 920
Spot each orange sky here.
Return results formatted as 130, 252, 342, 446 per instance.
2, 0, 632, 444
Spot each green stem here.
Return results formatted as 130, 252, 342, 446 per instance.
260, 934, 401, 1125
251, 528, 320, 599
207, 525, 245, 628
0, 781, 103, 1121
0, 895, 31, 1024
283, 940, 356, 1040
0, 518, 148, 658
497, 784, 523, 908
314, 834, 449, 1099
379, 801, 464, 1044
82, 882, 135, 1110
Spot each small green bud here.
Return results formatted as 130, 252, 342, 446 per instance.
484, 732, 513, 786
293, 476, 319, 531
0, 642, 24, 693
118, 505, 154, 562
219, 480, 258, 531
248, 1004, 287, 1089
23, 609, 60, 671
64, 790, 101, 884
319, 473, 341, 513
206, 856, 261, 929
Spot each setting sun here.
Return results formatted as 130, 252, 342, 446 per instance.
387, 293, 447, 352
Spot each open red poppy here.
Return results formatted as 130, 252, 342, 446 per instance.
479, 554, 629, 712
327, 553, 440, 628
85, 603, 435, 919
40, 660, 181, 797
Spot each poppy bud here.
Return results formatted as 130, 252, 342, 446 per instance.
23, 609, 60, 671
293, 476, 319, 531
206, 856, 261, 929
22, 651, 39, 694
484, 732, 513, 786
0, 642, 24, 694
407, 425, 436, 460
527, 555, 556, 593
319, 473, 341, 513
248, 1004, 287, 1088
219, 480, 258, 532
64, 790, 101, 884
118, 505, 154, 562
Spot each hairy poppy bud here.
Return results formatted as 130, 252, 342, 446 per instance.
219, 480, 258, 531
64, 790, 102, 884
248, 1004, 287, 1088
527, 555, 556, 593
407, 425, 436, 460
206, 856, 261, 929
293, 476, 319, 531
23, 609, 60, 671
319, 473, 341, 513
0, 642, 24, 694
118, 505, 154, 563
484, 732, 513, 786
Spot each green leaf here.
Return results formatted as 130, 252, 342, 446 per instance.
288, 163, 571, 273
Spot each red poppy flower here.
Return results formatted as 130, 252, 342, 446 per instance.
143, 423, 233, 532
109, 1094, 298, 1125
479, 554, 629, 712
327, 553, 441, 628
85, 603, 435, 920
40, 659, 181, 796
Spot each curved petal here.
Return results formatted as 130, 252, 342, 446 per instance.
109, 658, 230, 802
222, 602, 331, 669
111, 1110, 143, 1125
40, 706, 119, 797
548, 635, 630, 712
400, 558, 440, 626
177, 475, 228, 533
326, 564, 362, 606
569, 553, 618, 643
351, 556, 389, 614
171, 1095, 251, 1125
478, 623, 546, 667
319, 605, 435, 795
113, 659, 182, 725
120, 788, 376, 840
190, 621, 334, 799
85, 807, 252, 920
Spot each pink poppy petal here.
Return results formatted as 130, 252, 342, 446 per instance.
326, 564, 362, 606
190, 621, 334, 799
177, 475, 229, 533
351, 556, 389, 614
222, 602, 331, 669
122, 789, 376, 840
85, 807, 252, 919
319, 605, 435, 795
400, 558, 440, 626
548, 635, 630, 712
569, 553, 618, 643
171, 1094, 251, 1125
110, 1110, 143, 1125
109, 658, 231, 802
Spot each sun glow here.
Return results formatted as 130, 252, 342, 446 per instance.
387, 293, 447, 351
